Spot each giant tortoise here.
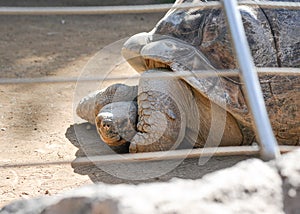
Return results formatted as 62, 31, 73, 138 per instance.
77, 0, 299, 153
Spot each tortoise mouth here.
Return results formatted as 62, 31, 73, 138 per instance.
99, 132, 127, 147
97, 125, 127, 147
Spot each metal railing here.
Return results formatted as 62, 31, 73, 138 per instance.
0, 146, 297, 168
0, 68, 299, 85
0, 1, 299, 15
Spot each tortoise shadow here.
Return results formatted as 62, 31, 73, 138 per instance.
66, 123, 255, 184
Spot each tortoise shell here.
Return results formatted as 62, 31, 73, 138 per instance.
122, 0, 300, 145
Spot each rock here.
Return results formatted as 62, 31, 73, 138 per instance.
275, 149, 300, 213
1, 149, 299, 214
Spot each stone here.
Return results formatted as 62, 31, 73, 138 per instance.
2, 149, 300, 214
274, 149, 300, 213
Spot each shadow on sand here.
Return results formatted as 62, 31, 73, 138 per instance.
66, 123, 255, 184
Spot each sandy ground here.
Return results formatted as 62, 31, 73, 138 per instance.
0, 3, 254, 207
0, 10, 167, 206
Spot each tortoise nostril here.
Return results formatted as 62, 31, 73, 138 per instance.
101, 120, 112, 130
96, 112, 114, 130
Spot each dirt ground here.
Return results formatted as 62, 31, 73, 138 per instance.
0, 2, 254, 207
0, 7, 169, 206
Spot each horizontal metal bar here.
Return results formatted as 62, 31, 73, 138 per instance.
0, 146, 298, 168
0, 67, 298, 85
0, 1, 299, 16
0, 4, 174, 15
241, 1, 300, 10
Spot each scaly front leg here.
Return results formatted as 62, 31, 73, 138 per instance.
129, 69, 199, 153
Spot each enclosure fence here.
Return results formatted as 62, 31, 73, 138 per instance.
0, 0, 299, 168
0, 1, 299, 15
0, 67, 299, 85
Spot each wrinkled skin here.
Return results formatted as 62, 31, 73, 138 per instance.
77, 0, 300, 152
96, 101, 137, 146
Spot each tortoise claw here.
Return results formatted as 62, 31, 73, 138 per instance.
129, 142, 137, 153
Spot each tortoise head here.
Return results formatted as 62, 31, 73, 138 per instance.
95, 101, 137, 147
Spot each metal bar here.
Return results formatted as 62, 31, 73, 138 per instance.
0, 146, 297, 168
0, 67, 299, 85
0, 4, 173, 16
0, 1, 299, 16
242, 1, 300, 9
222, 0, 280, 160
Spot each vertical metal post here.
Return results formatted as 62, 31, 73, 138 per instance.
222, 0, 280, 160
